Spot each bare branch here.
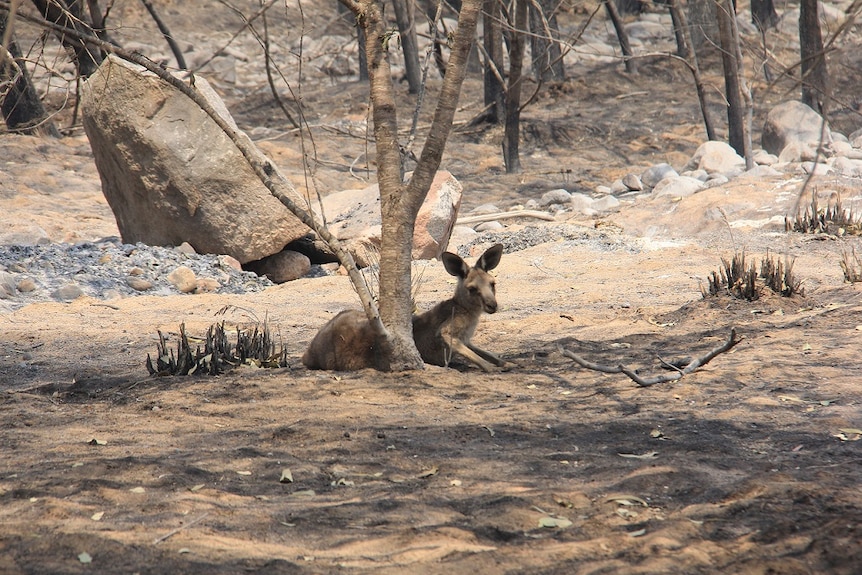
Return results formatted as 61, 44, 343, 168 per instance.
560, 328, 743, 387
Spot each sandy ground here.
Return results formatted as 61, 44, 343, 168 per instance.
1, 1, 862, 573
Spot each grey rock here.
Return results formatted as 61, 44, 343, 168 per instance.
653, 176, 706, 198
323, 170, 462, 263
622, 173, 643, 191
641, 163, 678, 188
540, 188, 572, 206
592, 195, 621, 212
81, 55, 309, 264
0, 272, 17, 298
475, 221, 504, 232
16, 277, 37, 292
244, 250, 311, 283
684, 141, 745, 175
752, 149, 778, 166
762, 100, 832, 156
126, 276, 154, 291
52, 283, 84, 302
167, 266, 198, 293
829, 156, 862, 177
569, 193, 597, 216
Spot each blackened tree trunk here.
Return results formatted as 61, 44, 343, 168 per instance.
751, 0, 778, 31
529, 0, 564, 82
503, 0, 527, 173
29, 0, 103, 77
482, 0, 505, 124
0, 10, 60, 135
799, 0, 828, 113
716, 0, 745, 156
668, 0, 715, 140
604, 0, 637, 74
391, 0, 421, 93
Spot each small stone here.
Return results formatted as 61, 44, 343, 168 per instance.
641, 163, 678, 188
16, 278, 37, 292
167, 266, 198, 293
219, 254, 242, 272
98, 253, 112, 264
569, 193, 597, 216
195, 278, 221, 293
592, 195, 621, 212
244, 250, 311, 283
539, 188, 572, 207
0, 272, 17, 298
128, 267, 145, 276
622, 173, 643, 191
176, 242, 197, 255
653, 176, 706, 198
52, 283, 84, 301
609, 179, 629, 194
126, 276, 154, 291
475, 221, 504, 232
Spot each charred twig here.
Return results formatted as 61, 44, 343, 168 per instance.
560, 328, 742, 387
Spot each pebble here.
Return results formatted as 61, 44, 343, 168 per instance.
0, 237, 274, 311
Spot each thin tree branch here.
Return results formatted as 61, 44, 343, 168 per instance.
560, 328, 742, 387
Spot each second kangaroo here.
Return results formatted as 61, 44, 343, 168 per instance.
412, 243, 506, 372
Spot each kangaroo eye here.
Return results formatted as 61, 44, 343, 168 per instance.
468, 286, 479, 295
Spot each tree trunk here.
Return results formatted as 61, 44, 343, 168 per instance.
0, 10, 60, 135
356, 0, 482, 370
29, 0, 103, 77
391, 0, 421, 93
751, 0, 778, 31
482, 0, 505, 124
799, 0, 828, 113
716, 0, 745, 156
529, 0, 564, 82
503, 0, 527, 174
668, 0, 715, 140
603, 0, 637, 74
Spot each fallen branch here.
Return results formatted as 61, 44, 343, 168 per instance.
560, 328, 742, 387
153, 512, 209, 544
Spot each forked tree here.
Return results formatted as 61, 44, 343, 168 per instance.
334, 0, 482, 370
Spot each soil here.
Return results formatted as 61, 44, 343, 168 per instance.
1, 2, 861, 574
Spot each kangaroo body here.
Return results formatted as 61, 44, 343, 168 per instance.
302, 244, 505, 372
412, 244, 505, 372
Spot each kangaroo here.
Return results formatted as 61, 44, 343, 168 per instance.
301, 309, 383, 371
412, 243, 506, 372
302, 243, 506, 372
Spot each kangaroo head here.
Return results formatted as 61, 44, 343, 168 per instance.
442, 244, 504, 315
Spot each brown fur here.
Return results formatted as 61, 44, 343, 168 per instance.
302, 244, 506, 372
301, 309, 381, 371
412, 244, 505, 372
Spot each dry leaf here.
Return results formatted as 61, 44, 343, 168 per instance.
91, 511, 104, 521
628, 528, 647, 537
189, 484, 205, 492
236, 470, 252, 476
417, 466, 439, 478
606, 494, 649, 507
618, 451, 659, 460
538, 516, 572, 529
88, 438, 107, 446
78, 552, 92, 563
129, 487, 145, 494
279, 469, 293, 483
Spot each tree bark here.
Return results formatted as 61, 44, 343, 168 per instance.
354, 0, 482, 370
668, 0, 715, 140
529, 0, 564, 82
482, 0, 504, 124
751, 0, 778, 31
503, 0, 527, 173
391, 0, 420, 93
716, 0, 745, 156
799, 0, 828, 113
29, 0, 103, 76
1, 9, 60, 135
603, 0, 637, 74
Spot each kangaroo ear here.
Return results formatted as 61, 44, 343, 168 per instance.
477, 244, 503, 271
442, 252, 469, 278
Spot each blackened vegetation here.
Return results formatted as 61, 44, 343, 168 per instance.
703, 251, 803, 301
840, 248, 862, 283
146, 321, 288, 376
785, 194, 862, 236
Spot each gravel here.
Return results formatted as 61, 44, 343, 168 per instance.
0, 237, 274, 311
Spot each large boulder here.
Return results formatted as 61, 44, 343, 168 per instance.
761, 101, 832, 157
322, 171, 462, 266
81, 55, 308, 264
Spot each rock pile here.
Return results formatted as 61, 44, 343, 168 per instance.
0, 238, 274, 312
